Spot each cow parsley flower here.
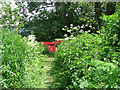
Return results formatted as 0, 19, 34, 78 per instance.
70, 24, 73, 26
67, 30, 71, 32
62, 28, 65, 30
73, 27, 77, 29
64, 34, 68, 37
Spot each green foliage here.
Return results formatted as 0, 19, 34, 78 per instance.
1, 29, 26, 88
25, 9, 64, 41
52, 5, 120, 88
1, 29, 42, 88
52, 31, 120, 88
77, 2, 99, 32
0, 2, 43, 88
22, 35, 43, 88
100, 6, 120, 46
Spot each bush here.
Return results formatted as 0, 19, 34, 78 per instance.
1, 29, 42, 88
52, 31, 120, 88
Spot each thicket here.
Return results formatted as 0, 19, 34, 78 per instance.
52, 6, 120, 88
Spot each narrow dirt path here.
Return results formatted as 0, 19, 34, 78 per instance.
39, 55, 54, 88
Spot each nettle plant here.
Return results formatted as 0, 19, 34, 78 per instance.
62, 24, 94, 40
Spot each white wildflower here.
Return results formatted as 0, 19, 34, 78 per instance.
72, 37, 76, 39
67, 30, 71, 32
79, 30, 83, 32
2, 12, 5, 15
16, 22, 19, 25
20, 14, 23, 16
0, 25, 3, 28
70, 35, 73, 37
66, 14, 68, 16
81, 26, 84, 28
88, 30, 91, 32
62, 28, 64, 30
65, 37, 69, 40
28, 35, 36, 41
70, 24, 73, 26
24, 2, 28, 7
6, 20, 9, 23
77, 25, 80, 28
12, 15, 15, 20
11, 24, 14, 26
0, 4, 2, 8
35, 41, 38, 43
10, 1, 18, 11
64, 34, 67, 37
0, 14, 1, 18
89, 25, 92, 27
32, 10, 35, 13
73, 27, 77, 29
104, 58, 106, 60
30, 18, 33, 21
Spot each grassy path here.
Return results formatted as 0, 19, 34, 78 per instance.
39, 54, 54, 88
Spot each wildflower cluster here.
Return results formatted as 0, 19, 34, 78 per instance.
27, 35, 37, 45
62, 23, 96, 40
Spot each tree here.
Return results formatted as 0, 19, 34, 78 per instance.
20, 1, 118, 41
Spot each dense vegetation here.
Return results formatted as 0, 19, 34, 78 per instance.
52, 32, 120, 88
1, 30, 43, 88
1, 1, 120, 89
52, 6, 120, 88
1, 2, 43, 88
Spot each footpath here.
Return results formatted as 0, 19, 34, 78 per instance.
39, 54, 54, 88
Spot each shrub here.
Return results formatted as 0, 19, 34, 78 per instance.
52, 31, 120, 88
